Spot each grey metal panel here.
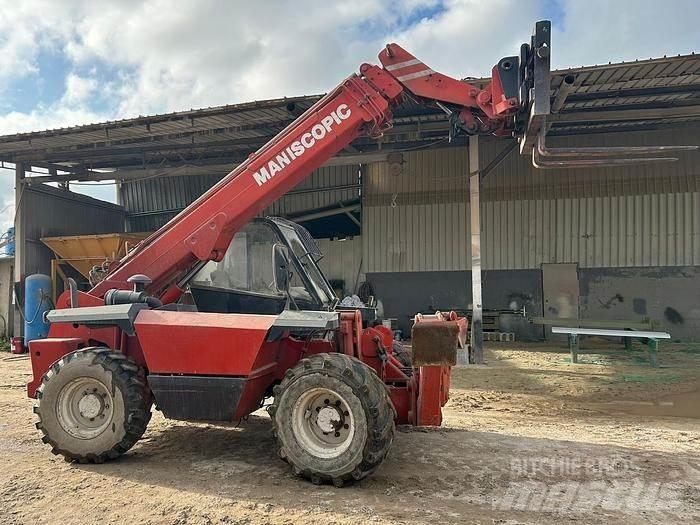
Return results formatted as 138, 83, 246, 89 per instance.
47, 303, 147, 336
316, 236, 363, 295
363, 147, 469, 207
20, 184, 125, 276
121, 172, 223, 232
542, 263, 580, 338
362, 146, 471, 273
363, 202, 471, 272
121, 164, 360, 232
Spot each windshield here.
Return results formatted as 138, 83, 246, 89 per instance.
191, 222, 280, 295
190, 220, 332, 309
277, 223, 335, 307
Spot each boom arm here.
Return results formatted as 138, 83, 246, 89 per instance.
90, 46, 518, 300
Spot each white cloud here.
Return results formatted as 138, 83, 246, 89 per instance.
0, 105, 104, 135
554, 0, 700, 68
385, 0, 543, 78
0, 1, 74, 91
2, 0, 698, 124
0, 102, 110, 230
63, 73, 98, 106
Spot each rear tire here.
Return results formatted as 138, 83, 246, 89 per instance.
34, 348, 152, 463
268, 353, 395, 486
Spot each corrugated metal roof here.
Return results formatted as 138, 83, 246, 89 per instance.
0, 53, 697, 171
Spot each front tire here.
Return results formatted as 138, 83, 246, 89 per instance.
268, 353, 395, 486
34, 348, 152, 463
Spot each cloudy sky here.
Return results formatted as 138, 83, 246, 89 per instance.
0, 0, 698, 229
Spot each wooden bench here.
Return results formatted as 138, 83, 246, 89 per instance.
551, 327, 671, 367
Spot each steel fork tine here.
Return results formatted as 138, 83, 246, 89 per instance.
537, 139, 697, 158
532, 148, 679, 169
532, 132, 697, 168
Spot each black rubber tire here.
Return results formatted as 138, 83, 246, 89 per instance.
268, 353, 395, 486
34, 348, 152, 463
391, 340, 413, 368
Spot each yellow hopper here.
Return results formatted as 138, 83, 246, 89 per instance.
41, 232, 149, 283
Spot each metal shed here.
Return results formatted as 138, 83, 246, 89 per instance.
1, 53, 699, 340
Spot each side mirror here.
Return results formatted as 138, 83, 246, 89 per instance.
273, 244, 291, 293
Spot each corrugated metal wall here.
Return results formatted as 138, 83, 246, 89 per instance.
265, 164, 360, 216
363, 203, 470, 272
483, 193, 700, 269
480, 129, 700, 202
121, 173, 220, 232
121, 164, 360, 232
20, 184, 126, 276
363, 146, 471, 272
363, 128, 700, 272
119, 127, 700, 274
316, 236, 363, 295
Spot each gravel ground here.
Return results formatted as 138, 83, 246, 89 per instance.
0, 341, 698, 524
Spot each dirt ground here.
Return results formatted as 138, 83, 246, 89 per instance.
1, 340, 698, 524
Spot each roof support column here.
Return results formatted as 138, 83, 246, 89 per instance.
469, 137, 484, 364
14, 162, 25, 337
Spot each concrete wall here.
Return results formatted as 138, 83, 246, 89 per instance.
0, 258, 13, 338
367, 266, 700, 341
366, 269, 543, 340
580, 266, 700, 342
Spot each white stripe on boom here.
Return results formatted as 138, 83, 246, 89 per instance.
396, 69, 435, 82
385, 58, 422, 71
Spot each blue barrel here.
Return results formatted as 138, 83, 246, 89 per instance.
0, 227, 13, 256
24, 274, 52, 343
5, 227, 14, 256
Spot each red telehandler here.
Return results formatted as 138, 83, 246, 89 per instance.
27, 21, 693, 485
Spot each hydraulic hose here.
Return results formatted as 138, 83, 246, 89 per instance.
104, 289, 162, 309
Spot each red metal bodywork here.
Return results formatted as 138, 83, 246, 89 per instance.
27, 44, 499, 427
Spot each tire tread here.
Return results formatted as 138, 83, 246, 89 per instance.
268, 352, 395, 486
34, 347, 151, 464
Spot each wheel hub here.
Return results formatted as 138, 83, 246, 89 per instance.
78, 393, 104, 419
316, 406, 343, 433
292, 388, 355, 459
56, 378, 114, 440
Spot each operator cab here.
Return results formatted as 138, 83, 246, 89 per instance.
188, 218, 337, 315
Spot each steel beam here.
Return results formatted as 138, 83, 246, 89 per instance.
551, 74, 576, 113
14, 162, 24, 337
290, 203, 361, 223
468, 136, 484, 365
20, 152, 392, 184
